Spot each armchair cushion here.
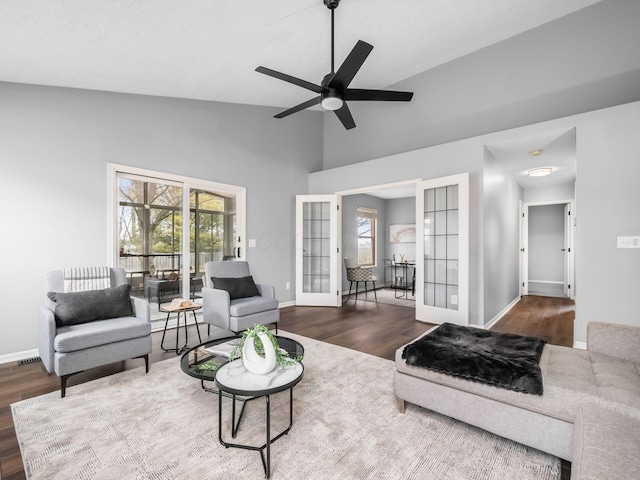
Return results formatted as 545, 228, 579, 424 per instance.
47, 284, 134, 327
229, 296, 280, 317
211, 276, 260, 300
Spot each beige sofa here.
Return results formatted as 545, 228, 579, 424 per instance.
394, 321, 640, 478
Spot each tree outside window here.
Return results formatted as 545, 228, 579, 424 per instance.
357, 207, 377, 267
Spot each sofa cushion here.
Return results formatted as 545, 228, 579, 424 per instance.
230, 296, 279, 317
54, 316, 151, 353
572, 403, 640, 480
48, 284, 134, 327
589, 351, 640, 411
211, 276, 261, 300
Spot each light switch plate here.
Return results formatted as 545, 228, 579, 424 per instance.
248, 239, 257, 248
617, 236, 640, 248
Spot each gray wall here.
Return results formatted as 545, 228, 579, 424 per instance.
311, 139, 485, 326
323, 0, 640, 169
386, 197, 417, 266
312, 100, 640, 344
483, 150, 523, 323
0, 81, 323, 357
340, 194, 386, 292
524, 183, 575, 203
528, 205, 565, 283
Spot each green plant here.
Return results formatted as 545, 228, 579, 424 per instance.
229, 324, 302, 367
196, 360, 221, 372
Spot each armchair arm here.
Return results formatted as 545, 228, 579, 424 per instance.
202, 287, 231, 331
38, 306, 56, 374
131, 296, 150, 322
256, 283, 275, 299
587, 321, 640, 363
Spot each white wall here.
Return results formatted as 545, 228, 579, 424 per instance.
0, 82, 323, 359
483, 149, 523, 324
528, 205, 565, 283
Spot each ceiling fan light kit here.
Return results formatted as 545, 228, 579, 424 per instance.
255, 0, 413, 130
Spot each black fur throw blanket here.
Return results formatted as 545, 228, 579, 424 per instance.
402, 323, 547, 395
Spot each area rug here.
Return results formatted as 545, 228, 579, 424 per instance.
12, 333, 560, 480
356, 287, 416, 308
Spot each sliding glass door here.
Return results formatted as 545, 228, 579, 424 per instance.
110, 165, 245, 321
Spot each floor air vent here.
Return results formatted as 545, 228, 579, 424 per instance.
18, 357, 42, 366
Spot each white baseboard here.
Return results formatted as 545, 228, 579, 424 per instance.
529, 280, 564, 285
279, 300, 296, 308
573, 341, 587, 350
484, 296, 521, 330
0, 348, 40, 365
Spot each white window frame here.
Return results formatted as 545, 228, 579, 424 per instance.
107, 163, 246, 296
357, 207, 377, 268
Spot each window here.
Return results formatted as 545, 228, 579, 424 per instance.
357, 207, 377, 267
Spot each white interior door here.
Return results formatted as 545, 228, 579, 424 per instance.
520, 202, 529, 296
295, 195, 342, 307
415, 173, 469, 325
563, 202, 575, 299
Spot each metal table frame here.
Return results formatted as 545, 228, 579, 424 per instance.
215, 362, 304, 479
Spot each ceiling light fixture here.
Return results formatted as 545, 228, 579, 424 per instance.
529, 149, 543, 156
528, 167, 553, 177
321, 91, 344, 111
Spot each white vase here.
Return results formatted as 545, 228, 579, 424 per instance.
242, 332, 277, 375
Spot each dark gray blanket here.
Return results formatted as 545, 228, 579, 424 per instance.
402, 323, 546, 395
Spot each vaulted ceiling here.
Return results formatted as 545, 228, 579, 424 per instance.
0, 0, 603, 109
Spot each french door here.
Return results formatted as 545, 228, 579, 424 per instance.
295, 195, 342, 306
415, 173, 469, 325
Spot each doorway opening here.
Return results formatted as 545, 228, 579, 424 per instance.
521, 200, 575, 299
338, 180, 419, 308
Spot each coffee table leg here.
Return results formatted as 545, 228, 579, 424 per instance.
266, 395, 271, 479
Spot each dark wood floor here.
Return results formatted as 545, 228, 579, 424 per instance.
0, 294, 573, 480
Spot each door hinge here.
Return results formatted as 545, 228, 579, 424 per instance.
522, 282, 525, 287
337, 247, 339, 253
337, 205, 340, 210
568, 284, 571, 289
522, 212, 525, 218
337, 290, 339, 296
568, 248, 571, 253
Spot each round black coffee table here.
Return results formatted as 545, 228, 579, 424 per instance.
181, 336, 304, 479
180, 336, 304, 391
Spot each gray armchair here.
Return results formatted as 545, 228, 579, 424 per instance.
202, 261, 279, 335
39, 267, 152, 397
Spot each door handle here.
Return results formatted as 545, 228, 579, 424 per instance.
561, 248, 566, 252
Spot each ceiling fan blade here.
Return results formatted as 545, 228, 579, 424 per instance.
256, 66, 323, 94
274, 96, 322, 119
344, 89, 414, 102
334, 102, 356, 130
328, 40, 374, 91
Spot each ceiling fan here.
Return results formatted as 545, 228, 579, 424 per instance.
255, 0, 414, 130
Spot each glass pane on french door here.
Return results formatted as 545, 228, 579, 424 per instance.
296, 195, 341, 307
416, 173, 469, 325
